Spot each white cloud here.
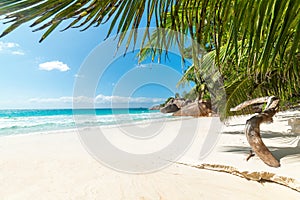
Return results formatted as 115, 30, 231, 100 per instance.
73, 96, 94, 104
28, 95, 164, 105
130, 97, 165, 103
135, 64, 151, 68
0, 41, 24, 55
11, 50, 25, 55
29, 97, 74, 103
95, 94, 127, 103
95, 94, 164, 104
39, 61, 70, 72
74, 74, 84, 78
0, 41, 19, 50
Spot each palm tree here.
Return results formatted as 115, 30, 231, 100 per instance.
1, 1, 298, 75
177, 64, 209, 101
1, 0, 299, 167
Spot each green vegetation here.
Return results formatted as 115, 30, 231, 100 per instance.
160, 97, 174, 107
182, 90, 197, 101
1, 0, 299, 118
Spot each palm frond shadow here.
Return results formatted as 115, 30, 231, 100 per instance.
272, 140, 300, 160
221, 136, 300, 161
224, 123, 246, 127
260, 131, 297, 139
222, 130, 297, 138
221, 131, 244, 135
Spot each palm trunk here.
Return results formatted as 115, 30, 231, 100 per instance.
231, 96, 280, 167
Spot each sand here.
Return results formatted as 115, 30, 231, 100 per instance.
0, 112, 299, 199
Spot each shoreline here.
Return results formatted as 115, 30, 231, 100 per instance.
0, 113, 191, 138
0, 112, 299, 199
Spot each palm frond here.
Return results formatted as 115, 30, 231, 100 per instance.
1, 0, 299, 119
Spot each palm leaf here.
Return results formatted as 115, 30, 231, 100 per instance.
0, 0, 299, 119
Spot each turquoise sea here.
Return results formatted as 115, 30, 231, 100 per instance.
0, 108, 170, 136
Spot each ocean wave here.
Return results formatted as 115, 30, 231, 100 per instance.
0, 109, 171, 136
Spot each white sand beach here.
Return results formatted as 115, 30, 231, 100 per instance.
0, 112, 299, 199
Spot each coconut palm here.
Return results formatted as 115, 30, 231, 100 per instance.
0, 0, 299, 117
1, 0, 299, 167
133, 1, 300, 118
177, 65, 208, 101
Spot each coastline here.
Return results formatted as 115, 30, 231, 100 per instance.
0, 109, 170, 137
0, 112, 299, 199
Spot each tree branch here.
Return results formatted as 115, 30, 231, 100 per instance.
231, 96, 281, 167
230, 96, 270, 111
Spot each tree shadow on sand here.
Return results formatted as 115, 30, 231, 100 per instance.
272, 139, 300, 161
221, 131, 300, 162
222, 130, 297, 139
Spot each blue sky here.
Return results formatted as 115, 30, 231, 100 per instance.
0, 19, 192, 109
